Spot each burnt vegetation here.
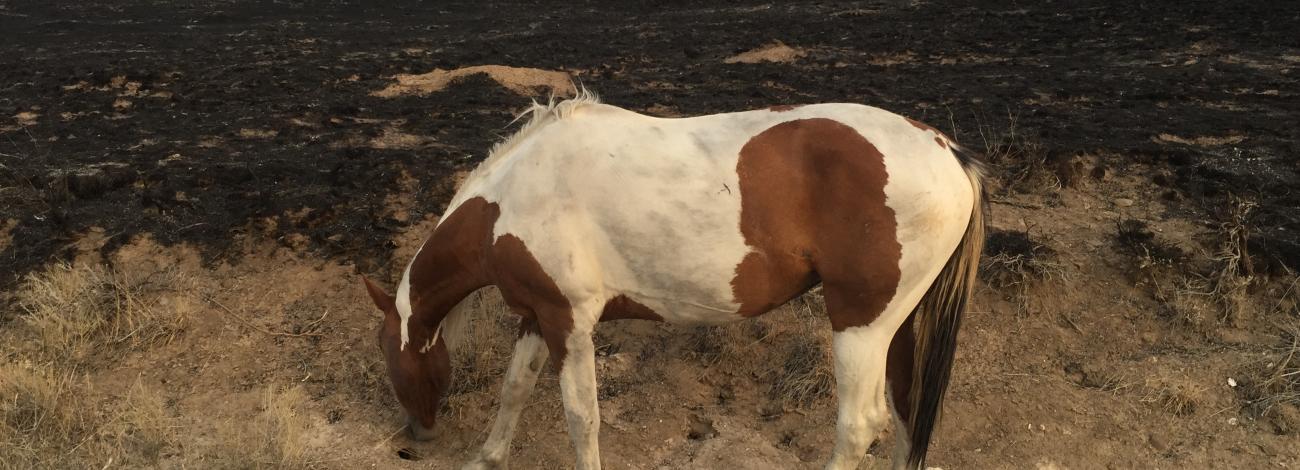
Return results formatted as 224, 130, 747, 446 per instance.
979, 228, 1062, 290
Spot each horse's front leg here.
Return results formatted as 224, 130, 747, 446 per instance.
463, 317, 550, 470
549, 304, 602, 470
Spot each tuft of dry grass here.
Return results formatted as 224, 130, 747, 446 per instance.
14, 262, 188, 369
767, 294, 836, 408
1071, 362, 1208, 417
0, 365, 83, 468
446, 288, 516, 399
1138, 375, 1209, 417
1245, 279, 1300, 423
209, 386, 313, 469
257, 386, 311, 468
1251, 321, 1300, 410
104, 383, 177, 465
0, 366, 177, 469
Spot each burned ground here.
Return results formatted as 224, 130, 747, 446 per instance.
3, 0, 1297, 284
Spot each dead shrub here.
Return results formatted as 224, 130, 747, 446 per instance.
684, 289, 836, 410
1115, 219, 1185, 267
769, 333, 835, 407
14, 262, 188, 369
980, 228, 1064, 291
1206, 197, 1257, 324
1157, 198, 1260, 329
974, 111, 1057, 195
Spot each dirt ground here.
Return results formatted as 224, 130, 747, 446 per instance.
2, 1, 1299, 469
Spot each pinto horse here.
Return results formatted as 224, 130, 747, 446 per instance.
362, 91, 985, 470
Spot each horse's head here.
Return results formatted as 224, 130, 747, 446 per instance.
362, 277, 450, 441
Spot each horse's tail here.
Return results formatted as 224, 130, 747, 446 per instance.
904, 144, 986, 469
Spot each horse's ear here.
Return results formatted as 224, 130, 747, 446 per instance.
361, 276, 394, 313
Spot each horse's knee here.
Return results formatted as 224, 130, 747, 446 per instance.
836, 418, 874, 452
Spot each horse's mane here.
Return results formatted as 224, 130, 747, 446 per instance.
486, 86, 601, 164
440, 86, 599, 217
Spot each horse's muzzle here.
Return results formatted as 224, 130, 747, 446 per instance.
407, 416, 437, 441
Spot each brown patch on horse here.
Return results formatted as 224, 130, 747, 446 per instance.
768, 104, 803, 112
489, 233, 574, 370
904, 116, 952, 149
600, 295, 665, 322
732, 118, 901, 331
405, 197, 501, 334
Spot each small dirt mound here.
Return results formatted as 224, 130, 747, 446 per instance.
373, 65, 574, 97
724, 41, 806, 64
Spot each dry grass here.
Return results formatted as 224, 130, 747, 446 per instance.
0, 366, 176, 469
446, 288, 517, 401
0, 365, 83, 468
1115, 219, 1185, 267
767, 294, 836, 408
202, 386, 313, 469
686, 290, 836, 410
256, 386, 312, 468
1251, 320, 1300, 410
3, 261, 328, 469
13, 262, 188, 369
1138, 375, 1209, 417
1071, 362, 1208, 417
1245, 277, 1300, 423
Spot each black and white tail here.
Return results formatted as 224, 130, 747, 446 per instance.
904, 144, 986, 469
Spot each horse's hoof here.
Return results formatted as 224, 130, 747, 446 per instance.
461, 457, 505, 470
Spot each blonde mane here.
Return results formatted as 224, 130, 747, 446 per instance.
486, 86, 602, 164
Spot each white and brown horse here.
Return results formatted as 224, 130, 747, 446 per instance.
362, 91, 985, 470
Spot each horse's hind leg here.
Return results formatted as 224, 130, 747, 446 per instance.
464, 317, 550, 470
822, 284, 916, 470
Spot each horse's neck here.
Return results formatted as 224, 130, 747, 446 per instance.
403, 199, 497, 335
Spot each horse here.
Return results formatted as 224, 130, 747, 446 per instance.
361, 90, 985, 470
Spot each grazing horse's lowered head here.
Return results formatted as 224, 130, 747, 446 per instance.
363, 276, 451, 441
362, 90, 985, 470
